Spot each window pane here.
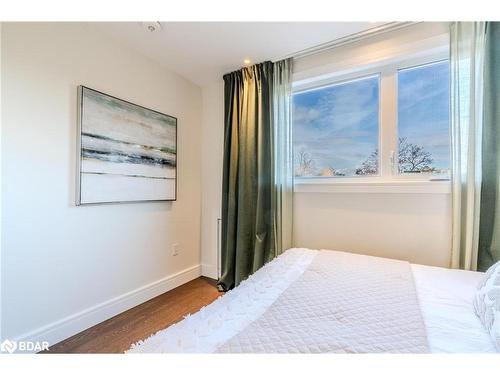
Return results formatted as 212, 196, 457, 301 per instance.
293, 76, 379, 177
398, 61, 450, 175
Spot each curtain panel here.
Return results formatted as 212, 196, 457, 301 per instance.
450, 22, 486, 270
478, 22, 500, 271
273, 59, 294, 255
218, 59, 293, 291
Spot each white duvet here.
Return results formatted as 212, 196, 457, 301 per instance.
412, 263, 497, 353
128, 248, 497, 353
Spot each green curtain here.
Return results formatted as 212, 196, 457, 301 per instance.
218, 59, 293, 290
218, 62, 277, 291
478, 22, 500, 271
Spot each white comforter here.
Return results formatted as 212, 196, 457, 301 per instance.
215, 250, 428, 353
128, 248, 497, 353
412, 263, 497, 353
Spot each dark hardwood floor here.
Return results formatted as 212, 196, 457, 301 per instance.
45, 277, 223, 353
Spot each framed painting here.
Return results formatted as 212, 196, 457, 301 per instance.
76, 86, 177, 205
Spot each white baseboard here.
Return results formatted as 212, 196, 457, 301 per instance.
13, 264, 202, 350
201, 263, 218, 279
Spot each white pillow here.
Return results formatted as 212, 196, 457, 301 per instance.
474, 261, 500, 352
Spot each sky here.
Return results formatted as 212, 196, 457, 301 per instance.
398, 61, 450, 170
292, 61, 450, 176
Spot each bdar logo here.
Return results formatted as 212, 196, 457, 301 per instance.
0, 339, 17, 354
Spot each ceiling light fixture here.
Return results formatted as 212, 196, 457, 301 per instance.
142, 22, 162, 33
243, 59, 251, 65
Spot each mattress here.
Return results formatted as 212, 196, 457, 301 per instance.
128, 248, 497, 353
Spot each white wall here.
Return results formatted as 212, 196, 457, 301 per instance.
200, 23, 453, 275
1, 23, 203, 345
200, 81, 224, 279
293, 192, 451, 266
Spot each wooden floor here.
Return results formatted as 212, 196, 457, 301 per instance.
45, 277, 223, 353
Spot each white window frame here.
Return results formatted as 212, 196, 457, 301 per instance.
292, 44, 451, 194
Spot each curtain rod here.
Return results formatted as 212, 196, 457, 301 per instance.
272, 22, 420, 62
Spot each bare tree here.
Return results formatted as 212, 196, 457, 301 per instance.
356, 138, 435, 175
398, 137, 434, 173
295, 150, 316, 177
356, 149, 378, 175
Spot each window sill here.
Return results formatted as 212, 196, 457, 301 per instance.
293, 179, 451, 194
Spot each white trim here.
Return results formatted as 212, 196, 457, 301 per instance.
201, 263, 218, 280
294, 180, 451, 194
11, 265, 202, 350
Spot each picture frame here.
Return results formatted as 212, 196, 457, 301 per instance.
76, 86, 177, 205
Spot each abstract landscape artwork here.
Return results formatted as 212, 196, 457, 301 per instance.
77, 86, 177, 204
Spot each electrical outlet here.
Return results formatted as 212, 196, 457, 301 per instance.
171, 243, 179, 256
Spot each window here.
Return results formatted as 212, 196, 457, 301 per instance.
293, 75, 379, 178
292, 52, 451, 184
397, 61, 450, 175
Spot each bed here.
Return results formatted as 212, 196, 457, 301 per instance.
128, 248, 497, 353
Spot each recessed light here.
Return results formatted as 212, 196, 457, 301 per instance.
243, 59, 251, 65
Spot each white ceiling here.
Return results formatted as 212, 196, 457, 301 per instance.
93, 22, 383, 87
